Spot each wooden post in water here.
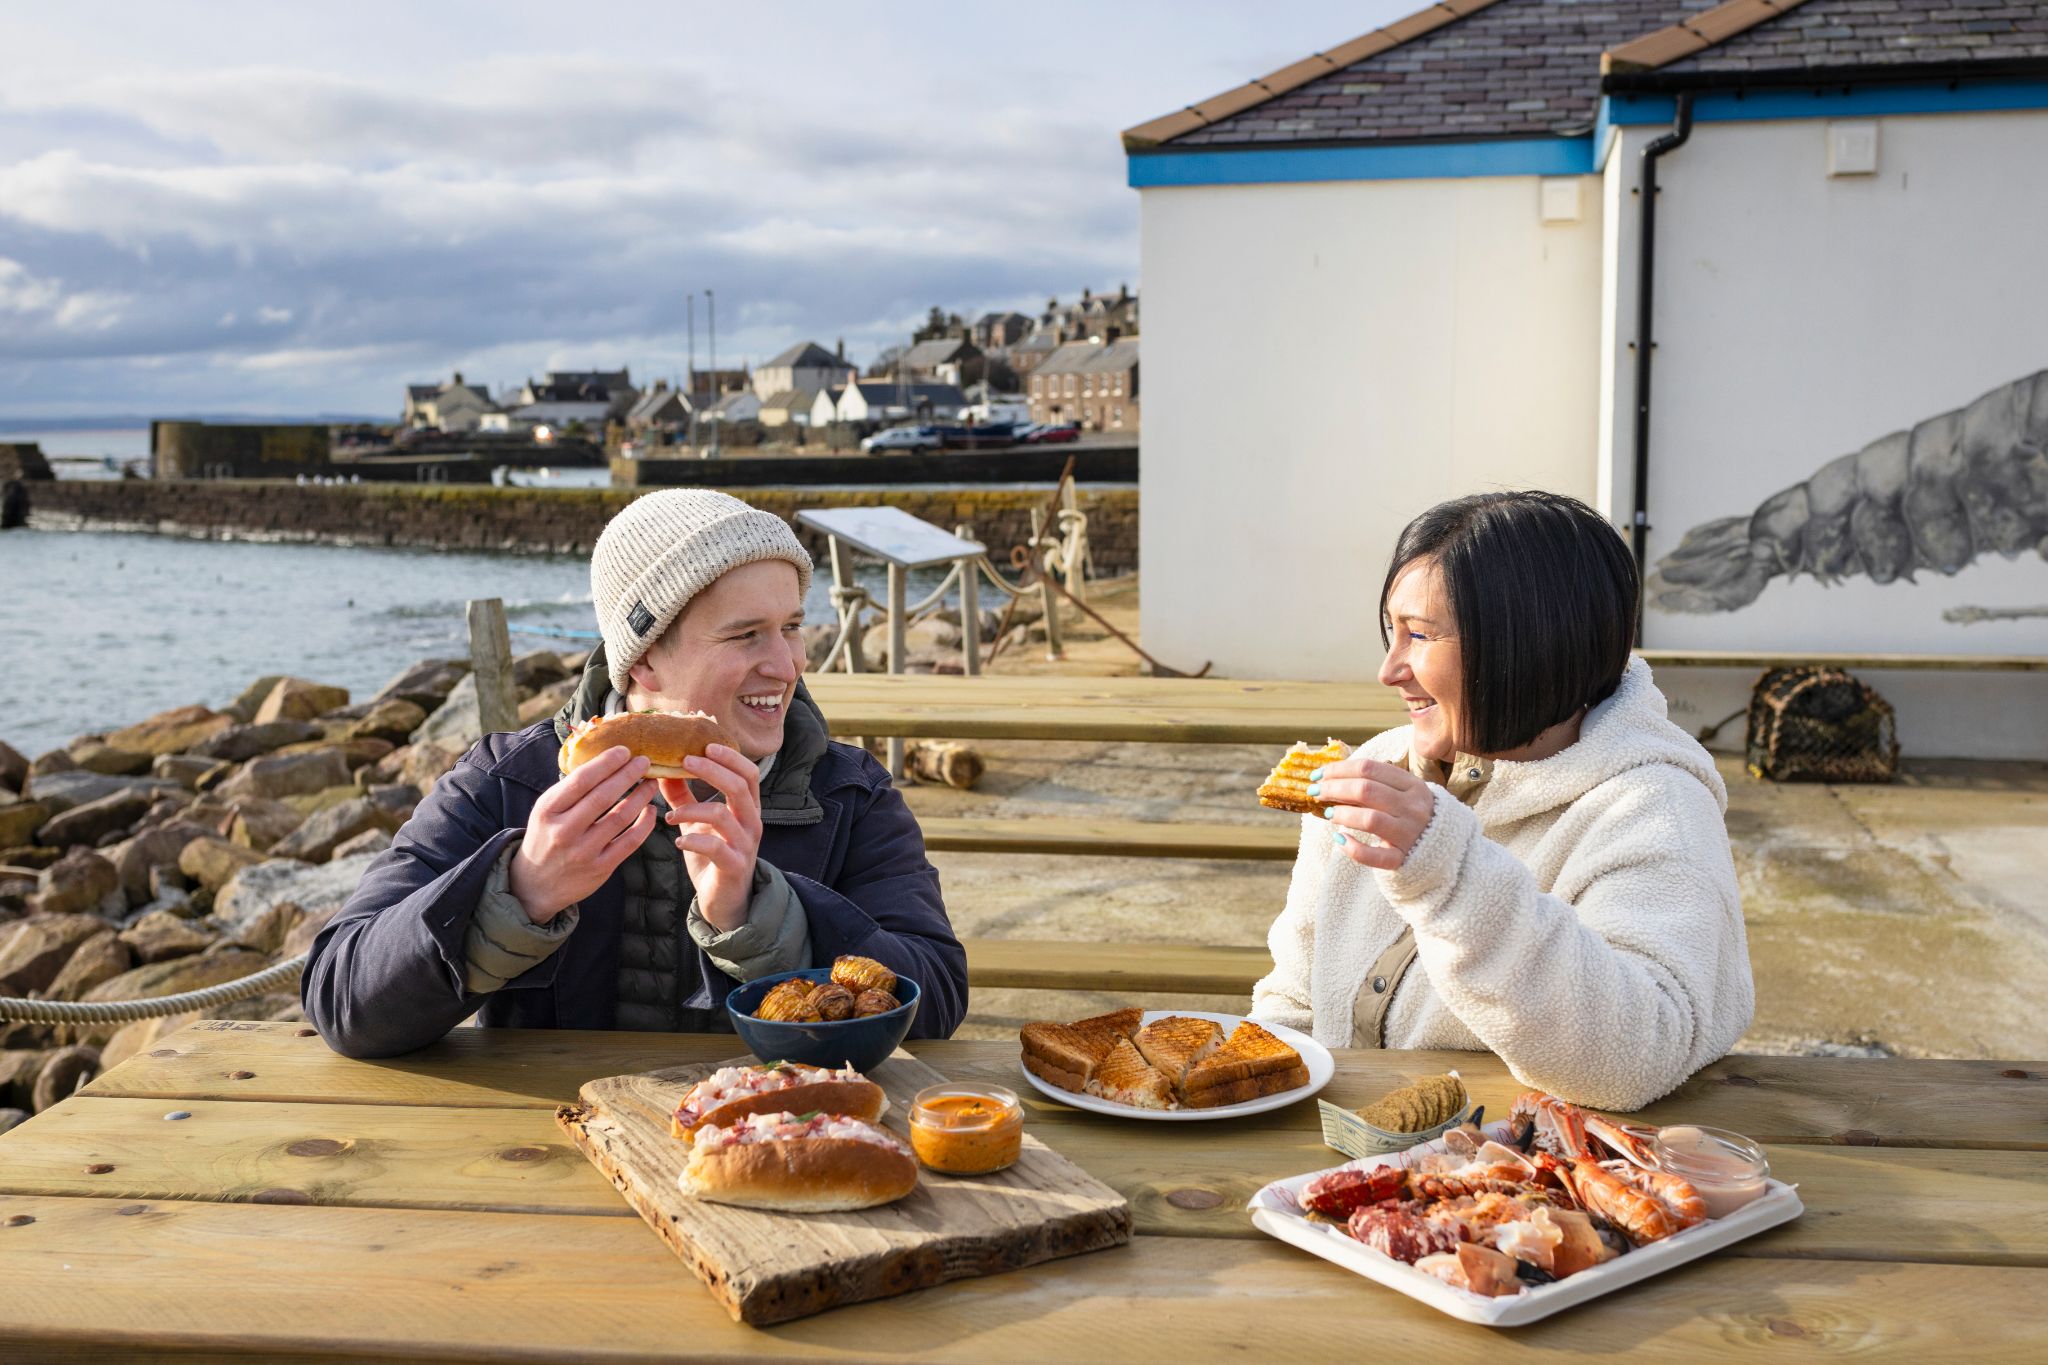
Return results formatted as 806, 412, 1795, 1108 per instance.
466, 598, 519, 735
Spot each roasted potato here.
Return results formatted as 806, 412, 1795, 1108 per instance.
810, 982, 857, 1022
832, 954, 897, 996
853, 988, 901, 1018
756, 978, 819, 1022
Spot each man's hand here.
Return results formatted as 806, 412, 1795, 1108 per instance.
1311, 756, 1437, 871
659, 744, 763, 932
509, 746, 657, 924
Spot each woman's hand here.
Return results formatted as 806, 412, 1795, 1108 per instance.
1309, 755, 1436, 870
660, 745, 764, 933
510, 747, 658, 924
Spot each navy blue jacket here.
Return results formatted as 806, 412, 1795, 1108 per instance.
301, 714, 967, 1057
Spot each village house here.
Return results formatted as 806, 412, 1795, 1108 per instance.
515, 369, 639, 420
400, 373, 497, 432
835, 380, 968, 425
1029, 338, 1139, 433
624, 381, 692, 434
701, 388, 762, 425
809, 386, 847, 428
758, 387, 825, 428
687, 367, 750, 408
971, 311, 1032, 349
751, 341, 847, 400
1127, 0, 2048, 759
897, 337, 986, 390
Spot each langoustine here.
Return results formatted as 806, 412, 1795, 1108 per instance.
1648, 368, 2048, 614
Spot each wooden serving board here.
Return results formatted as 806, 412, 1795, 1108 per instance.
556, 1050, 1132, 1325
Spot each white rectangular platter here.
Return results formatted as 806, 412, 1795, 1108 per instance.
1246, 1120, 1803, 1328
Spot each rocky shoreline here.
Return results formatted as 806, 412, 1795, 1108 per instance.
0, 647, 593, 1134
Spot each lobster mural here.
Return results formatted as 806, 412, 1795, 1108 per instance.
1648, 369, 2048, 614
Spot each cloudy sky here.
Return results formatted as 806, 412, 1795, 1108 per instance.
0, 0, 1413, 421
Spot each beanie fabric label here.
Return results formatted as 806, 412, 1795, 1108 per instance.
628, 601, 655, 636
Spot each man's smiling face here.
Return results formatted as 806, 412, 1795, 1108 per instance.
624, 559, 807, 760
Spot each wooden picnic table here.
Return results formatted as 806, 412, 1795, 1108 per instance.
1, 1021, 2042, 1360
806, 672, 1410, 745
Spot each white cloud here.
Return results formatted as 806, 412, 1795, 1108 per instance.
0, 256, 127, 331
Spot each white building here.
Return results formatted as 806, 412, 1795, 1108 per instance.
835, 381, 968, 425
1127, 0, 2048, 758
753, 342, 850, 401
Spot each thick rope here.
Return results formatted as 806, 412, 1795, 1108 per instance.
0, 954, 307, 1026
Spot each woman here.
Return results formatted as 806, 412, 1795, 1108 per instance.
1251, 491, 1752, 1109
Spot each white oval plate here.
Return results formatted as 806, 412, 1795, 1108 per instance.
1017, 1010, 1333, 1121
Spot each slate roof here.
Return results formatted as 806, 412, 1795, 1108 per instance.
1037, 339, 1140, 377
760, 386, 825, 415
1144, 1, 1717, 147
1650, 0, 2048, 74
763, 341, 841, 369
626, 388, 690, 424
900, 338, 975, 368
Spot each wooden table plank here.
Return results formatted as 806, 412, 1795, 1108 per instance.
86, 1024, 2048, 1150
1, 1194, 2041, 1362
1636, 649, 2048, 673
822, 703, 1397, 745
10, 1096, 2043, 1269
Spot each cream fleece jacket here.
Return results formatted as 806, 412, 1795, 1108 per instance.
1250, 659, 1754, 1110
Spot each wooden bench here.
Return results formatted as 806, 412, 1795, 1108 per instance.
963, 939, 1266, 995
1637, 649, 2048, 673
921, 815, 1298, 860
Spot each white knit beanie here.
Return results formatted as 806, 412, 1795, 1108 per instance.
590, 490, 814, 692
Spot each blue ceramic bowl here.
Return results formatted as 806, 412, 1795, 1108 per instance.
726, 968, 920, 1073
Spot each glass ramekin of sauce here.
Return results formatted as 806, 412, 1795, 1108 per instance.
1650, 1125, 1770, 1218
909, 1084, 1024, 1175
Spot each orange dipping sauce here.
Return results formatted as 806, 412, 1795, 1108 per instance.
909, 1085, 1024, 1175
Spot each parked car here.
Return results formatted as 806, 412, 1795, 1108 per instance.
1022, 423, 1080, 445
860, 425, 940, 453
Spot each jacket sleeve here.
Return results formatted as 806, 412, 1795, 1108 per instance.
780, 764, 968, 1039
1249, 814, 1323, 1032
1375, 770, 1754, 1111
301, 750, 556, 1058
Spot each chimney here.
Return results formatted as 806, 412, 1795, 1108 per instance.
836, 337, 845, 359
452, 371, 464, 385
1119, 283, 1130, 302
1082, 286, 1092, 302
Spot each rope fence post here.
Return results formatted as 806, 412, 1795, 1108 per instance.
467, 597, 519, 736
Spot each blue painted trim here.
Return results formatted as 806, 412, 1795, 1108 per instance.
1126, 137, 1594, 188
1604, 79, 2048, 127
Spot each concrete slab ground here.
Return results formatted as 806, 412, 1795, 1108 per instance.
889, 577, 2048, 1059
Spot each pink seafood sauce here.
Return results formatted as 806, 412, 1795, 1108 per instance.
1652, 1125, 1769, 1218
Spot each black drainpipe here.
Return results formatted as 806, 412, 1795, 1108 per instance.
1630, 91, 1693, 644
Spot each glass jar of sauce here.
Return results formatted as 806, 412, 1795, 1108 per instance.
1650, 1125, 1770, 1218
909, 1085, 1024, 1175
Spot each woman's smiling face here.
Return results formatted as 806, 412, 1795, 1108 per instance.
1378, 557, 1466, 763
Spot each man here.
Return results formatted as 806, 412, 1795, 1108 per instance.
303, 490, 967, 1056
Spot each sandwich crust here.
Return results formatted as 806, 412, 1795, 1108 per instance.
558, 710, 732, 778
679, 1137, 918, 1211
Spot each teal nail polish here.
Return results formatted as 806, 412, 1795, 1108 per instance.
1305, 783, 1321, 799
1332, 829, 1348, 846
1308, 767, 1325, 781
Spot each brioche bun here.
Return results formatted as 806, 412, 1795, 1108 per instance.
680, 1133, 918, 1212
558, 710, 732, 779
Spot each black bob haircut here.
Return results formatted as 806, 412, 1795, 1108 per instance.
1379, 491, 1639, 756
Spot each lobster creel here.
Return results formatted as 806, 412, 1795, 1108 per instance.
1745, 667, 1898, 784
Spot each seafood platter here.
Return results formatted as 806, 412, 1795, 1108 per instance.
1248, 1092, 1803, 1327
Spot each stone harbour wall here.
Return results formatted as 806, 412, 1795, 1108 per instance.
22, 479, 1140, 575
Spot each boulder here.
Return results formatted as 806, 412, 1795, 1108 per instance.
135, 792, 196, 829
32, 1044, 100, 1112
0, 846, 60, 871
223, 674, 286, 723
0, 1108, 24, 1137
281, 903, 341, 959
0, 875, 35, 914
106, 705, 236, 757
348, 698, 427, 744
399, 742, 461, 794
177, 835, 270, 892
0, 800, 48, 848
0, 739, 27, 792
190, 719, 325, 763
410, 672, 481, 750
373, 658, 469, 711
43, 930, 133, 1000
29, 749, 80, 778
271, 797, 402, 864
512, 649, 569, 694
253, 677, 351, 726
215, 851, 377, 929
228, 899, 305, 956
274, 736, 393, 771
152, 753, 227, 790
36, 788, 155, 849
28, 848, 123, 917
107, 821, 217, 907
518, 676, 578, 726
146, 863, 190, 899
364, 783, 421, 821
215, 748, 351, 803
180, 799, 236, 834
26, 770, 181, 817
119, 909, 220, 964
0, 914, 112, 995
284, 785, 365, 820
67, 738, 154, 776
331, 828, 393, 860
228, 798, 306, 852
0, 1050, 40, 1109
